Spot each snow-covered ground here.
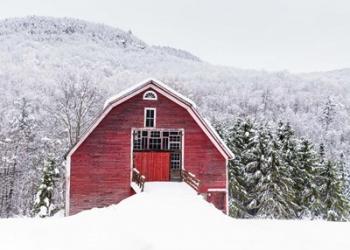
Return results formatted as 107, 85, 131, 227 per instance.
1, 182, 350, 250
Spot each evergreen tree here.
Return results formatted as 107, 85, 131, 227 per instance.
219, 118, 349, 221
338, 153, 350, 200
33, 156, 59, 218
253, 125, 297, 219
226, 119, 257, 218
295, 139, 324, 218
319, 143, 326, 164
323, 160, 350, 221
247, 124, 271, 217
277, 122, 300, 190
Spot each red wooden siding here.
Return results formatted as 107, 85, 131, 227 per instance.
207, 191, 226, 213
134, 152, 170, 181
69, 87, 227, 215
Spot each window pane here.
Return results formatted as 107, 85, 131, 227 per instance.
144, 91, 157, 100
171, 152, 181, 169
146, 109, 154, 118
162, 137, 169, 150
169, 143, 180, 150
149, 138, 161, 150
146, 118, 154, 127
142, 137, 148, 149
145, 92, 156, 99
151, 131, 160, 137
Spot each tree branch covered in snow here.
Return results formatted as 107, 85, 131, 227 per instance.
216, 119, 350, 221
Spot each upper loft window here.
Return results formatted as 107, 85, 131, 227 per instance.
144, 108, 156, 128
143, 90, 157, 100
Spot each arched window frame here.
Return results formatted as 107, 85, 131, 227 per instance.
143, 90, 158, 100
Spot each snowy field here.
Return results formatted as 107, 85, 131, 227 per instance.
1, 182, 350, 250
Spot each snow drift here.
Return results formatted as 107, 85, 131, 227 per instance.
1, 182, 350, 250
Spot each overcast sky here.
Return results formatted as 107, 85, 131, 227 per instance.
1, 0, 350, 72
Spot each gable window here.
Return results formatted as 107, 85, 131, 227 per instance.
143, 90, 157, 100
144, 108, 156, 127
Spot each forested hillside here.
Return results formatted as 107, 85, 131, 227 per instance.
0, 16, 349, 218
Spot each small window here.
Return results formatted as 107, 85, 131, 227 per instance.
144, 108, 156, 128
143, 91, 157, 100
171, 153, 181, 169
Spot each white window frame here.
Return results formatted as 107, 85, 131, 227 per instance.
144, 108, 156, 128
143, 90, 158, 100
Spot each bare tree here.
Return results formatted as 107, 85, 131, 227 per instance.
49, 73, 105, 148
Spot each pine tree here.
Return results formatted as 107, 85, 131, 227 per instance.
226, 118, 257, 218
33, 156, 59, 218
253, 125, 297, 219
319, 143, 326, 164
323, 160, 350, 221
277, 122, 300, 187
247, 124, 271, 217
338, 153, 350, 200
295, 139, 324, 218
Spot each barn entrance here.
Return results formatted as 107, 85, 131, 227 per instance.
132, 129, 183, 181
134, 152, 170, 181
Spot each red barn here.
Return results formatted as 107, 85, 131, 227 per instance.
65, 79, 234, 216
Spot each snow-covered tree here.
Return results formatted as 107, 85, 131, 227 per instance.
277, 122, 300, 183
253, 125, 296, 219
242, 124, 271, 217
226, 119, 257, 218
323, 160, 350, 221
320, 96, 336, 132
48, 70, 106, 148
319, 143, 326, 163
33, 156, 59, 218
295, 139, 325, 219
0, 98, 42, 217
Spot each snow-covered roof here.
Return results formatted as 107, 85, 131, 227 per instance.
103, 78, 234, 160
103, 78, 196, 109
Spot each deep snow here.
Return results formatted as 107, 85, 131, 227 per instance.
1, 182, 350, 250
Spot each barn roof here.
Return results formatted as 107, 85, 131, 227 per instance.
67, 78, 234, 160
103, 78, 197, 109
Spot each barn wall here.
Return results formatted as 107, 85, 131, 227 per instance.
69, 87, 227, 215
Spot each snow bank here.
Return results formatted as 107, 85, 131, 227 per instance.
1, 182, 350, 250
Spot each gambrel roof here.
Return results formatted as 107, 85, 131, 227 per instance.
67, 78, 234, 160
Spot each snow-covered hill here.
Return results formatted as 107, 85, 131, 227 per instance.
0, 17, 348, 153
1, 182, 349, 250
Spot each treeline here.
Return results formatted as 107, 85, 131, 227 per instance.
0, 98, 63, 217
0, 73, 105, 218
216, 119, 350, 221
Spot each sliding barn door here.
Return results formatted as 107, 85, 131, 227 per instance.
134, 152, 170, 181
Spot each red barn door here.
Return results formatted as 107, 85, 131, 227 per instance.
134, 152, 170, 181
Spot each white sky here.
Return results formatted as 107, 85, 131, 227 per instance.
1, 0, 350, 72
